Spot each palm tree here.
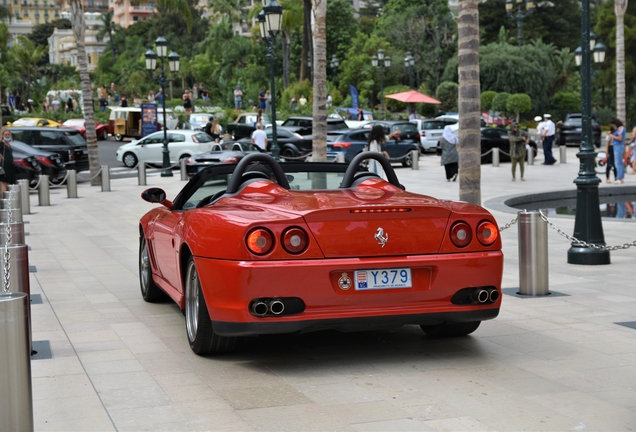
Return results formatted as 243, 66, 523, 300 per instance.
615, 0, 628, 123
311, 0, 327, 173
94, 11, 121, 66
281, 0, 303, 87
11, 37, 47, 97
457, 0, 481, 205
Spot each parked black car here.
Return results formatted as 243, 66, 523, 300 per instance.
281, 116, 349, 134
12, 151, 42, 187
186, 142, 262, 176
10, 140, 67, 184
556, 114, 602, 148
266, 126, 313, 158
327, 128, 419, 166
8, 127, 90, 171
363, 120, 421, 146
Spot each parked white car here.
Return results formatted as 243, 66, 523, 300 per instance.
116, 130, 215, 168
410, 118, 447, 152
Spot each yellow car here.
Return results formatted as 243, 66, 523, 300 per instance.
9, 118, 61, 127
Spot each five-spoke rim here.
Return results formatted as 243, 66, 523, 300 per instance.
185, 260, 199, 342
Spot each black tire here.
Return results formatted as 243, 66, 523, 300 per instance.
420, 321, 481, 338
102, 129, 109, 140
115, 134, 123, 142
184, 256, 237, 355
281, 147, 297, 159
123, 152, 138, 168
402, 151, 413, 167
139, 234, 167, 302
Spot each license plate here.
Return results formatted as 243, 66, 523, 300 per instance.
354, 268, 412, 290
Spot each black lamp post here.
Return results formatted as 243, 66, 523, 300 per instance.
505, 0, 535, 47
145, 37, 180, 177
330, 55, 339, 87
575, 35, 607, 78
404, 52, 414, 89
568, 0, 610, 265
257, 1, 283, 161
371, 49, 391, 120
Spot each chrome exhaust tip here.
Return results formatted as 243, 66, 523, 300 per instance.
488, 289, 500, 303
268, 299, 285, 315
470, 289, 489, 304
251, 301, 268, 317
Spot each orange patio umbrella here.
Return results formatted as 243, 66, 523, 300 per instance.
385, 90, 441, 104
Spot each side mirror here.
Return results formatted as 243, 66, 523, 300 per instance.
141, 188, 173, 208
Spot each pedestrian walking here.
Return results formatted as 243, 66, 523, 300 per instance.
440, 126, 459, 181
251, 123, 268, 150
258, 88, 267, 111
120, 94, 128, 107
234, 85, 243, 114
299, 94, 307, 107
605, 124, 617, 183
0, 128, 16, 193
367, 125, 399, 180
541, 113, 556, 165
357, 107, 364, 121
509, 123, 529, 181
148, 90, 155, 104
156, 88, 163, 106
265, 90, 271, 114
609, 117, 626, 183
182, 89, 192, 114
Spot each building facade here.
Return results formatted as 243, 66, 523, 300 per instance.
109, 0, 154, 27
47, 12, 108, 72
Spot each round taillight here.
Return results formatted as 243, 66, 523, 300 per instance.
450, 221, 472, 248
477, 221, 498, 246
281, 227, 308, 254
246, 228, 274, 255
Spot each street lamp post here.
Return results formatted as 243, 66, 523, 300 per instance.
330, 55, 339, 87
145, 37, 180, 177
568, 0, 610, 265
404, 52, 414, 89
505, 0, 535, 47
257, 1, 283, 161
371, 49, 391, 120
575, 35, 607, 78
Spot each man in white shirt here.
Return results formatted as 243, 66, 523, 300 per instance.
542, 113, 556, 165
251, 123, 268, 150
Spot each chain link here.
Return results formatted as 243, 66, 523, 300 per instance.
76, 166, 103, 181
2, 188, 12, 293
498, 216, 518, 232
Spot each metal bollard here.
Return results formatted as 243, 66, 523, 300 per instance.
38, 174, 50, 206
0, 222, 25, 245
0, 208, 22, 223
180, 158, 188, 181
560, 145, 567, 164
336, 153, 345, 163
0, 197, 19, 210
492, 147, 500, 167
17, 180, 30, 216
138, 163, 147, 186
66, 169, 78, 198
1, 244, 31, 349
518, 210, 549, 296
6, 185, 21, 212
101, 165, 110, 192
527, 146, 535, 165
410, 149, 419, 170
0, 292, 34, 432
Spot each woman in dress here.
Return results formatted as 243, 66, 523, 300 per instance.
367, 125, 399, 180
0, 128, 16, 193
440, 125, 459, 181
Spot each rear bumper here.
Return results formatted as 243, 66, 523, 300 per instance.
194, 251, 503, 337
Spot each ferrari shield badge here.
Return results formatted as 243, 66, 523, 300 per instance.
374, 227, 388, 248
338, 273, 352, 290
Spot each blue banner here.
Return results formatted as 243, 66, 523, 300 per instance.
350, 85, 359, 108
141, 103, 158, 138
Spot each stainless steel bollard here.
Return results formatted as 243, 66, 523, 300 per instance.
527, 146, 535, 165
0, 208, 22, 223
0, 223, 25, 245
138, 163, 147, 186
101, 165, 110, 192
66, 169, 78, 198
518, 210, 550, 296
336, 153, 345, 163
0, 292, 34, 432
560, 145, 567, 164
38, 174, 50, 206
492, 147, 500, 167
0, 197, 19, 209
17, 179, 30, 216
180, 158, 188, 181
410, 149, 419, 170
6, 185, 21, 212
1, 244, 31, 350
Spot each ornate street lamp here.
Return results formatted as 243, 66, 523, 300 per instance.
372, 49, 390, 120
258, 1, 283, 160
505, 0, 535, 47
575, 36, 606, 76
404, 52, 415, 89
145, 37, 180, 177
330, 55, 339, 87
568, 0, 610, 265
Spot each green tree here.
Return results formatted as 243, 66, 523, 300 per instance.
481, 90, 497, 111
326, 0, 358, 90
551, 92, 581, 114
10, 36, 47, 96
491, 92, 510, 113
506, 93, 532, 122
435, 81, 458, 112
94, 11, 123, 66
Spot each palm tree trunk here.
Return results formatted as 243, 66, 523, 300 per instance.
311, 0, 327, 189
283, 32, 291, 88
457, 0, 481, 205
300, 0, 311, 82
615, 0, 627, 123
109, 31, 116, 66
70, 0, 101, 186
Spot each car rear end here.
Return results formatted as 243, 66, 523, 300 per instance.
190, 185, 503, 336
420, 120, 445, 152
12, 152, 42, 187
62, 130, 90, 171
327, 130, 365, 163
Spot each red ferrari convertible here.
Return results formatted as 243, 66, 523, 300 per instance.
139, 153, 503, 355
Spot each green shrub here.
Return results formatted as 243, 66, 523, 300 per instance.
491, 92, 510, 114
551, 92, 580, 114
481, 91, 498, 112
594, 107, 613, 126
506, 93, 532, 122
435, 82, 458, 112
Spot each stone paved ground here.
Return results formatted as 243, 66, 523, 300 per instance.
26, 146, 636, 431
